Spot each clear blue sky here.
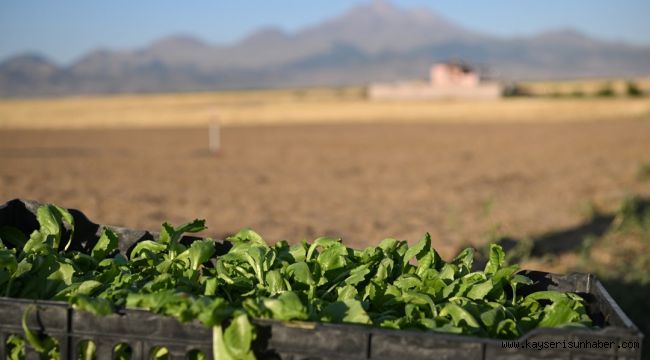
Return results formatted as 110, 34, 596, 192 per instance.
1, 0, 649, 64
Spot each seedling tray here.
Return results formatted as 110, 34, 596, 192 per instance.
0, 199, 644, 359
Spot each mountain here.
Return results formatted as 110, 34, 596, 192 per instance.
2, 1, 650, 97
0, 54, 63, 96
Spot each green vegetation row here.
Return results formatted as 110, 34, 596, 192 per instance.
0, 204, 594, 359
505, 80, 646, 98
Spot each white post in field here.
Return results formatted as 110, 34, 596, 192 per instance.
209, 114, 221, 155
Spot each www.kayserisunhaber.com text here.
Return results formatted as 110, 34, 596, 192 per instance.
501, 339, 639, 351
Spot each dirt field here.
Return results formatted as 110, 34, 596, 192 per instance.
1, 119, 649, 260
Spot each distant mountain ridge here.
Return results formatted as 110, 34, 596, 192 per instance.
2, 1, 650, 97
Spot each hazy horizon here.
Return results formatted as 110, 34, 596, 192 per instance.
2, 0, 650, 64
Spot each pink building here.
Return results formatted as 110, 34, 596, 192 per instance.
430, 62, 479, 87
368, 61, 502, 100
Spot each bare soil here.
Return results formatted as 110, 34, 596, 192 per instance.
1, 119, 649, 259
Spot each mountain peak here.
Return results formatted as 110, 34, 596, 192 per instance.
532, 27, 597, 46
537, 27, 588, 39
240, 27, 289, 44
0, 53, 59, 85
311, 0, 476, 53
149, 34, 208, 51
344, 0, 409, 22
368, 0, 400, 14
0, 53, 56, 68
342, 0, 453, 25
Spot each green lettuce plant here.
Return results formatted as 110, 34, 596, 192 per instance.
0, 204, 593, 359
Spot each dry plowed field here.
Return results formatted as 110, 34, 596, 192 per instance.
2, 120, 650, 258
